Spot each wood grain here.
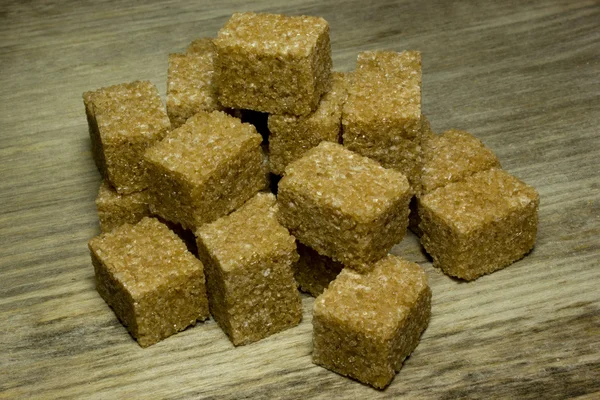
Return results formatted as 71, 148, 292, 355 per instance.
1, 0, 599, 398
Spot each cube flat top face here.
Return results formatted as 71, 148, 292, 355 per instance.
88, 217, 203, 298
144, 111, 262, 185
314, 255, 428, 338
345, 51, 421, 123
197, 193, 296, 272
421, 129, 501, 194
215, 12, 328, 57
83, 81, 170, 140
421, 168, 539, 234
186, 37, 215, 54
280, 141, 410, 223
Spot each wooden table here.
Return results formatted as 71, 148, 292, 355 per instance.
1, 1, 599, 398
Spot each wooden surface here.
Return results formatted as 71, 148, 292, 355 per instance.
1, 0, 599, 398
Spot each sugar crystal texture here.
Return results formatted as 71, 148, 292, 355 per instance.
88, 217, 209, 347
96, 180, 151, 233
196, 193, 302, 346
277, 141, 412, 272
293, 242, 343, 297
419, 168, 539, 280
143, 110, 267, 231
419, 129, 501, 196
186, 37, 216, 54
410, 129, 501, 235
214, 12, 332, 116
313, 255, 431, 389
268, 72, 350, 175
83, 81, 171, 194
166, 38, 223, 129
342, 51, 422, 188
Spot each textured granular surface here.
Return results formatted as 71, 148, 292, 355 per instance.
419, 129, 501, 196
96, 180, 150, 233
410, 129, 500, 235
166, 38, 223, 129
186, 37, 216, 54
88, 217, 210, 347
293, 242, 343, 297
268, 72, 350, 175
214, 12, 332, 116
342, 51, 422, 188
420, 168, 539, 281
143, 110, 267, 231
313, 255, 431, 389
277, 141, 412, 272
196, 192, 302, 346
83, 81, 171, 194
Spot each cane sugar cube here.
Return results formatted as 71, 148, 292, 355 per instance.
96, 180, 151, 233
166, 39, 223, 129
342, 51, 422, 188
410, 129, 501, 235
214, 12, 332, 116
88, 217, 210, 347
420, 168, 539, 281
277, 141, 412, 272
268, 72, 349, 175
143, 110, 267, 231
83, 81, 171, 194
420, 129, 501, 196
196, 193, 302, 346
186, 37, 215, 54
313, 255, 431, 389
294, 242, 343, 297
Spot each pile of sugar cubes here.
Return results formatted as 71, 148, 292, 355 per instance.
85, 12, 539, 389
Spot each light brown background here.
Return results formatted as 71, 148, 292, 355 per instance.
1, 0, 599, 398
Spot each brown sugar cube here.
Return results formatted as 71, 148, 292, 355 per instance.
166, 38, 223, 129
419, 129, 501, 196
409, 129, 501, 235
313, 255, 431, 389
88, 217, 209, 347
293, 242, 343, 297
186, 37, 215, 54
214, 12, 332, 116
96, 180, 151, 233
420, 168, 539, 281
342, 51, 422, 188
196, 192, 302, 346
277, 141, 412, 272
143, 110, 267, 231
268, 72, 350, 175
83, 81, 171, 194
